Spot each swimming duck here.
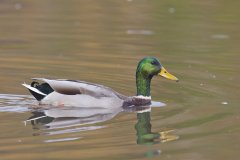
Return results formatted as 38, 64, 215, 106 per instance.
22, 57, 178, 108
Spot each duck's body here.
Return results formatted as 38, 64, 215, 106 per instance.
22, 57, 178, 108
23, 78, 152, 108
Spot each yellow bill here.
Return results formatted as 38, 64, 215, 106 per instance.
158, 67, 179, 81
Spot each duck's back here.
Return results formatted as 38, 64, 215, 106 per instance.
36, 78, 124, 98
23, 78, 127, 108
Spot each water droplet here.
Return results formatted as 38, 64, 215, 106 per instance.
211, 34, 229, 39
127, 29, 154, 35
221, 102, 228, 105
168, 8, 176, 13
15, 3, 22, 10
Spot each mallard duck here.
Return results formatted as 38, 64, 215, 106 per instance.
22, 57, 178, 108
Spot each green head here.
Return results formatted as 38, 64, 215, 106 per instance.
136, 57, 178, 97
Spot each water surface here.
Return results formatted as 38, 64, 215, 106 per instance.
0, 1, 240, 160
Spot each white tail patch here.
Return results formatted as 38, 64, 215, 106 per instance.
23, 115, 47, 126
22, 83, 47, 96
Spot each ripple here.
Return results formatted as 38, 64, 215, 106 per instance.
126, 29, 154, 35
44, 137, 81, 143
44, 126, 105, 136
0, 94, 33, 113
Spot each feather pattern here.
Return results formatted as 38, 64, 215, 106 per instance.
22, 83, 46, 96
32, 78, 126, 99
23, 78, 128, 108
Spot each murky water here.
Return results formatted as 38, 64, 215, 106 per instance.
0, 1, 240, 160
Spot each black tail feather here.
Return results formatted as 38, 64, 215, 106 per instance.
29, 81, 54, 101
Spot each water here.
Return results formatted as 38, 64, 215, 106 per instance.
0, 1, 240, 159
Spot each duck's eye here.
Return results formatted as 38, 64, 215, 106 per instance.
151, 60, 159, 66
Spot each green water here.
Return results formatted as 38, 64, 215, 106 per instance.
0, 0, 240, 159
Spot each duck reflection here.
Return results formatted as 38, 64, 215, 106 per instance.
135, 107, 179, 145
134, 106, 179, 158
26, 102, 178, 145
26, 106, 122, 135
135, 111, 159, 144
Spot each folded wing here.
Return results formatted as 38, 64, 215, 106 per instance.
32, 78, 126, 99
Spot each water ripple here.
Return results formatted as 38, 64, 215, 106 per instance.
0, 94, 33, 113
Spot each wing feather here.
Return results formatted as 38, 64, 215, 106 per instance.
32, 78, 127, 99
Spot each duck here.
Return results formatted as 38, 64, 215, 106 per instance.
22, 57, 178, 108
